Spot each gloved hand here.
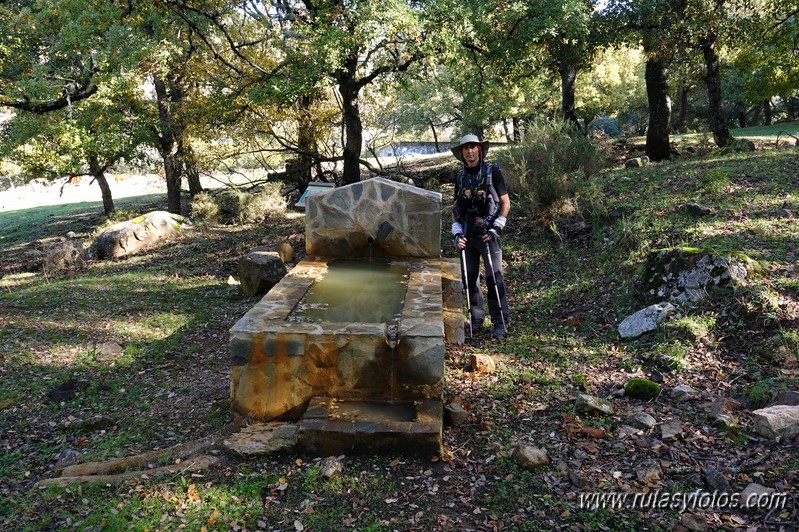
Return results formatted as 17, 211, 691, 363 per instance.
492, 215, 507, 234
452, 222, 466, 249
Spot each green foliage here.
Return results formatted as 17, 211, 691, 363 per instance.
638, 340, 689, 371
228, 185, 288, 225
746, 380, 775, 409
496, 119, 604, 218
698, 168, 731, 194
664, 315, 715, 344
577, 45, 647, 128
733, 284, 781, 323
190, 192, 221, 226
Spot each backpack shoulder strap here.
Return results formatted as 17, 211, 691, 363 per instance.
484, 163, 499, 202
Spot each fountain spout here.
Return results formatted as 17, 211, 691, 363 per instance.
367, 235, 376, 245
384, 323, 399, 349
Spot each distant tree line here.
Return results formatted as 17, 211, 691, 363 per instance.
1, 0, 797, 214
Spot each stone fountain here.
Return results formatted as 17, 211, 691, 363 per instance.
228, 177, 463, 455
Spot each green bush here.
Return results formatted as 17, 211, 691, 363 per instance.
235, 183, 287, 224
698, 168, 730, 195
495, 119, 604, 218
190, 192, 221, 225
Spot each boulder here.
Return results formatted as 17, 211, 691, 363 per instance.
238, 251, 288, 297
681, 203, 712, 216
627, 411, 656, 431
319, 456, 344, 479
660, 419, 683, 442
635, 459, 663, 483
618, 302, 676, 338
511, 445, 550, 470
575, 394, 614, 416
635, 248, 758, 304
752, 405, 799, 439
93, 211, 189, 260
739, 482, 775, 509
470, 354, 496, 374
624, 378, 661, 400
670, 384, 699, 402
443, 403, 469, 426
624, 157, 648, 168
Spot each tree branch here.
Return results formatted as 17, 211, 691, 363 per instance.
0, 72, 97, 114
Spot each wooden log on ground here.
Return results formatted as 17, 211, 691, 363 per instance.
35, 455, 218, 488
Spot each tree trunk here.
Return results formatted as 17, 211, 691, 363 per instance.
428, 119, 440, 152
676, 87, 689, 133
763, 99, 772, 125
787, 96, 798, 121
295, 95, 316, 185
559, 61, 579, 127
699, 33, 732, 147
512, 116, 522, 142
154, 76, 182, 214
736, 102, 746, 128
338, 76, 362, 185
181, 140, 203, 196
89, 154, 115, 215
644, 58, 672, 161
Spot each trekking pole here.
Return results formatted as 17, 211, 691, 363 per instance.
460, 248, 472, 339
483, 241, 507, 332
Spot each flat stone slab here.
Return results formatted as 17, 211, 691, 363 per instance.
223, 423, 299, 456
297, 397, 442, 456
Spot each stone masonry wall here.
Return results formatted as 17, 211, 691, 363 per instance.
305, 177, 442, 259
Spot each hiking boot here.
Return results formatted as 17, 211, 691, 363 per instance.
471, 319, 485, 331
491, 326, 506, 339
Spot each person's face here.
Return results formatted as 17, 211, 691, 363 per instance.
461, 144, 480, 167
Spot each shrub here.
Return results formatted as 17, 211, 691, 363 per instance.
190, 192, 221, 225
746, 380, 774, 409
235, 183, 287, 224
495, 119, 604, 218
698, 168, 730, 195
43, 239, 86, 277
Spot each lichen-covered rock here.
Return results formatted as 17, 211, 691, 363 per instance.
635, 247, 758, 304
624, 378, 661, 400
92, 211, 189, 260
624, 157, 648, 168
618, 302, 676, 338
575, 393, 614, 416
752, 405, 799, 439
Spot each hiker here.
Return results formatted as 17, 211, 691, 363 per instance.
450, 134, 511, 339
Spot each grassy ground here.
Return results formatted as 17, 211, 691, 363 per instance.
1, 131, 798, 531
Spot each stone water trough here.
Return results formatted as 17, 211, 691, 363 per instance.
229, 177, 463, 455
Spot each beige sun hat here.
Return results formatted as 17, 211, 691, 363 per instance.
449, 134, 489, 163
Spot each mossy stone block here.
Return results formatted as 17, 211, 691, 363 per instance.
625, 378, 661, 400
